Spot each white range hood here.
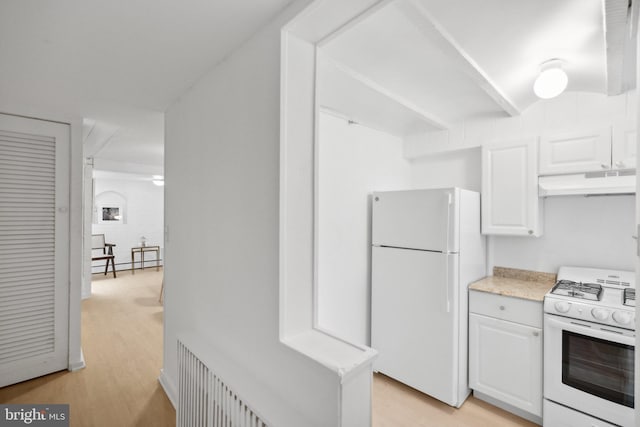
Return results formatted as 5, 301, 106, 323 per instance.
538, 170, 636, 196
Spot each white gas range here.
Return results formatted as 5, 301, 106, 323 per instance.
544, 266, 635, 427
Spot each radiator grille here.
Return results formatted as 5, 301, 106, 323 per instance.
177, 340, 268, 427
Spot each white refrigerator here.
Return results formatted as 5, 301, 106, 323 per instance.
371, 187, 486, 407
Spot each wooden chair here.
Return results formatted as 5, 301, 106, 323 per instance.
92, 234, 116, 278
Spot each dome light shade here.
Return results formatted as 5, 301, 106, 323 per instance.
533, 60, 568, 99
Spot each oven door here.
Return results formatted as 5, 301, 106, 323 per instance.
544, 313, 635, 427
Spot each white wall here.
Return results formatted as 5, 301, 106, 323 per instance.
411, 147, 482, 192
82, 160, 93, 299
317, 112, 411, 346
408, 91, 637, 274
91, 176, 164, 273
490, 195, 635, 272
162, 3, 350, 426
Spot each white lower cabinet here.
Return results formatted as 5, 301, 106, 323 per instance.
469, 291, 542, 423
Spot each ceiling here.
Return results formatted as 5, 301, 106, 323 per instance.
318, 0, 636, 137
0, 0, 293, 170
0, 0, 635, 162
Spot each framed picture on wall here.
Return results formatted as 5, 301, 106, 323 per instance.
99, 205, 123, 223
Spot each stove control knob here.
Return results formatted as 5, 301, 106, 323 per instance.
613, 311, 633, 325
554, 301, 571, 313
591, 308, 610, 321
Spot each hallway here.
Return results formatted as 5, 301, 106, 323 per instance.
0, 269, 174, 427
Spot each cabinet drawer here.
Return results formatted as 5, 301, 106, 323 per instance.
469, 290, 542, 328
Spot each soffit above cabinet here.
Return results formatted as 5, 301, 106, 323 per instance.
316, 0, 632, 139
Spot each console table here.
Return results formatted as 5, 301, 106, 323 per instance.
131, 245, 160, 274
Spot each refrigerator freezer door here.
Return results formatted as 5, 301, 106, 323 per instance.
371, 246, 461, 406
372, 189, 458, 252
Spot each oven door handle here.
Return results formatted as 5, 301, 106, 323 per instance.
546, 315, 635, 346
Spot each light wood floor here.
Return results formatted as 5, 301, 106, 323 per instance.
0, 268, 175, 427
373, 373, 537, 427
1, 269, 537, 427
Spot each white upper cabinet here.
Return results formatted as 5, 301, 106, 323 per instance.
539, 126, 637, 175
481, 139, 542, 236
538, 128, 612, 175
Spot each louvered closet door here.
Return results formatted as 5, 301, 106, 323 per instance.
0, 113, 69, 387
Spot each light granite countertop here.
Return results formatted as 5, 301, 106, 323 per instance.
469, 267, 557, 302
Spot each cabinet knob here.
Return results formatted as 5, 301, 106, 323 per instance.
499, 305, 505, 311
528, 230, 533, 235
601, 163, 609, 169
533, 331, 539, 337
615, 161, 625, 168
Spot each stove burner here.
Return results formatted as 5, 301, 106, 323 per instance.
624, 288, 635, 307
551, 280, 603, 301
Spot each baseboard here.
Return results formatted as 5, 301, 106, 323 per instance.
473, 390, 542, 425
158, 369, 177, 409
92, 262, 165, 273
91, 262, 164, 275
68, 348, 86, 372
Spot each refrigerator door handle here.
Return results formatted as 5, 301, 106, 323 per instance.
445, 191, 452, 312
445, 191, 452, 253
445, 256, 451, 313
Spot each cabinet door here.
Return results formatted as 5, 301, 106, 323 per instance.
539, 128, 611, 175
612, 124, 636, 170
469, 313, 542, 417
0, 114, 70, 387
481, 139, 541, 236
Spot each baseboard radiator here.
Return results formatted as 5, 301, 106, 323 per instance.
177, 340, 268, 427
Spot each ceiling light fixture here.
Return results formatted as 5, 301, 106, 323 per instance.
533, 59, 568, 99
